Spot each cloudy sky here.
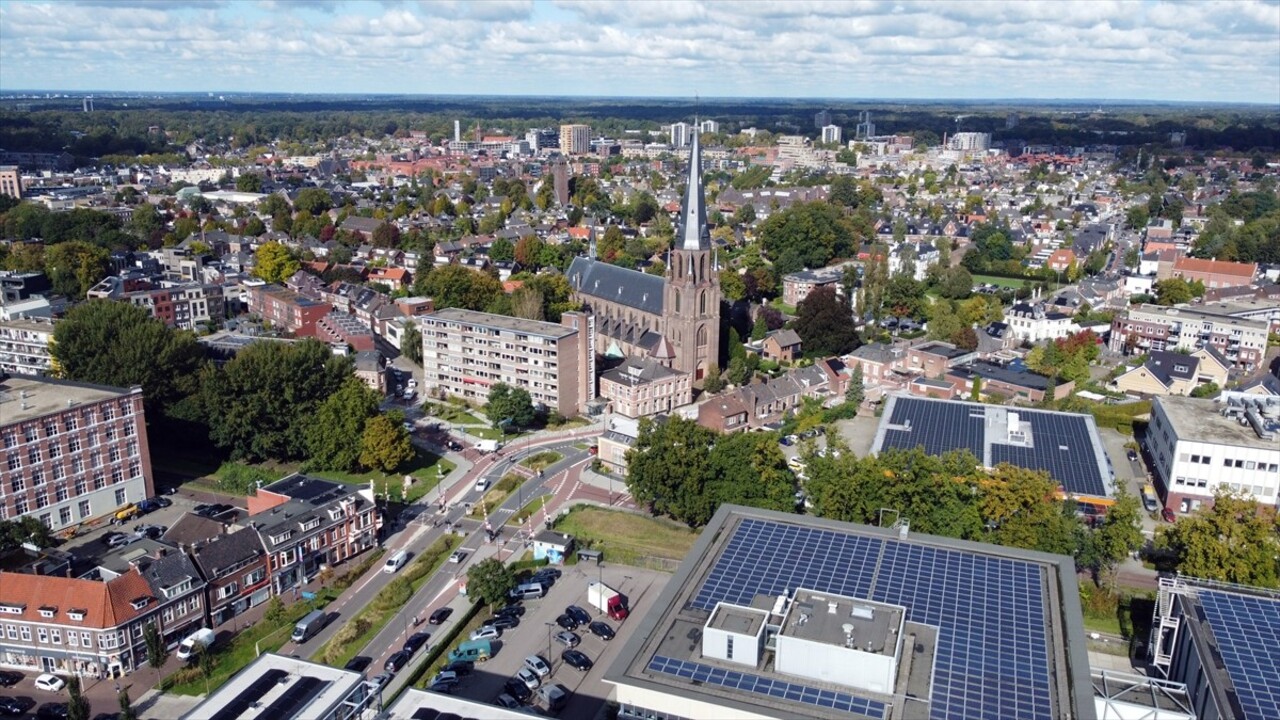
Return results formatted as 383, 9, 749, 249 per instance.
1, 0, 1277, 103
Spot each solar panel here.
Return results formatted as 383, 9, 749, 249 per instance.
1198, 590, 1280, 720
258, 676, 329, 719
879, 398, 985, 460
209, 669, 288, 720
648, 655, 888, 718
691, 518, 1054, 720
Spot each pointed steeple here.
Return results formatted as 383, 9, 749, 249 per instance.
676, 127, 710, 252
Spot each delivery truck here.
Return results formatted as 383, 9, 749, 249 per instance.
474, 439, 500, 453
587, 580, 629, 621
176, 628, 216, 661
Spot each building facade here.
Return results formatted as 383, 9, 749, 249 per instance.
1109, 304, 1268, 372
419, 308, 591, 417
0, 166, 20, 199
248, 284, 332, 337
0, 317, 55, 376
124, 284, 226, 330
0, 376, 153, 532
599, 356, 691, 418
559, 124, 591, 155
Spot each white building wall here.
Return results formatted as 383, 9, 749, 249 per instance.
1146, 404, 1280, 512
773, 634, 895, 695
614, 684, 773, 720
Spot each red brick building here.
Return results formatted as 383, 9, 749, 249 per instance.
1170, 257, 1257, 289
248, 284, 331, 337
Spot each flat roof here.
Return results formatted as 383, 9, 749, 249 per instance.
1155, 396, 1280, 452
708, 603, 766, 636
0, 375, 136, 426
782, 590, 902, 656
1177, 580, 1280, 720
380, 688, 531, 719
178, 652, 369, 720
422, 307, 575, 339
606, 505, 1091, 720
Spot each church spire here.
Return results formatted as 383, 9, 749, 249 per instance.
676, 127, 710, 252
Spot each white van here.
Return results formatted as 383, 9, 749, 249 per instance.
507, 582, 546, 601
176, 628, 215, 661
384, 550, 408, 574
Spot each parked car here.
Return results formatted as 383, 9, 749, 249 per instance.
34, 703, 67, 720
112, 504, 139, 524
447, 440, 463, 452
565, 605, 591, 626
495, 604, 525, 618
554, 631, 580, 649
1126, 449, 1138, 462
151, 496, 172, 508
503, 679, 532, 703
33, 675, 64, 693
368, 673, 392, 693
779, 435, 794, 446
343, 656, 372, 673
515, 667, 541, 691
383, 650, 411, 674
428, 607, 453, 625
495, 693, 521, 709
588, 621, 615, 641
403, 631, 431, 655
474, 479, 489, 492
523, 655, 552, 678
133, 524, 165, 540
442, 660, 473, 676
562, 649, 593, 671
469, 626, 501, 641
100, 531, 125, 546
538, 683, 570, 712
106, 533, 137, 549
555, 614, 579, 631
429, 670, 458, 688
0, 696, 34, 716
137, 499, 159, 514
1162, 508, 1177, 523
0, 672, 21, 688
483, 615, 519, 630
448, 551, 467, 564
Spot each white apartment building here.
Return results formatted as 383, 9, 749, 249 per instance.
669, 122, 692, 149
1005, 302, 1079, 342
699, 119, 720, 134
0, 317, 55, 376
821, 124, 843, 144
947, 132, 992, 152
1145, 395, 1280, 515
419, 308, 593, 417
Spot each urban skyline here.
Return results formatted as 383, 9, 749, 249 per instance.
0, 0, 1277, 103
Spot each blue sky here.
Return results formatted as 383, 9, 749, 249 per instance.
1, 0, 1277, 103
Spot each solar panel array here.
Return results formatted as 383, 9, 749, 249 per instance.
648, 655, 888, 718
879, 398, 985, 460
210, 669, 288, 720
990, 411, 1107, 497
259, 676, 329, 719
1197, 590, 1280, 720
686, 518, 1054, 720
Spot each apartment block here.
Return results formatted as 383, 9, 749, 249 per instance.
599, 356, 691, 418
0, 166, 20, 199
0, 376, 153, 532
420, 308, 591, 418
559, 124, 591, 155
1109, 303, 1268, 371
124, 283, 226, 330
247, 283, 332, 337
0, 316, 55, 376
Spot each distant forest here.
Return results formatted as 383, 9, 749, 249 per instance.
0, 94, 1276, 162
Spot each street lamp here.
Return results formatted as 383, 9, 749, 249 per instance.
544, 622, 555, 666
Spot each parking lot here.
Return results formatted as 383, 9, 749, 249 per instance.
443, 564, 669, 718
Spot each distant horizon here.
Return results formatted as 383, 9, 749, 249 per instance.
1, 0, 1276, 104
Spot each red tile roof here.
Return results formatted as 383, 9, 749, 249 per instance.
1173, 257, 1257, 278
0, 569, 154, 629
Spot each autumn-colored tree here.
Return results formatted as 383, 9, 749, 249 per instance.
253, 241, 299, 283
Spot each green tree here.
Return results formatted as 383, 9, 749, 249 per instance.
1158, 490, 1279, 588
981, 464, 1082, 556
66, 675, 89, 720
882, 275, 926, 319
706, 431, 797, 513
242, 216, 266, 237
294, 187, 333, 215
845, 364, 864, 407
514, 236, 544, 268
144, 622, 167, 685
51, 301, 205, 417
750, 313, 769, 342
703, 363, 724, 393
371, 221, 400, 248
402, 323, 423, 365
1189, 382, 1220, 399
0, 517, 54, 552
626, 417, 718, 526
236, 173, 264, 193
130, 202, 163, 240
415, 265, 503, 311
360, 414, 415, 473
485, 382, 536, 429
118, 688, 138, 720
306, 377, 381, 472
719, 268, 747, 302
1084, 488, 1145, 589
44, 241, 111, 299
1154, 278, 1194, 306
253, 241, 299, 283
489, 237, 515, 262
758, 201, 858, 275
466, 558, 517, 608
201, 339, 353, 462
934, 266, 973, 300
794, 286, 859, 356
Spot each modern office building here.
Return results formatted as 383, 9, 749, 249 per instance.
605, 505, 1092, 720
1150, 576, 1280, 720
179, 652, 380, 720
0, 316, 55, 376
419, 308, 593, 417
0, 375, 153, 531
559, 124, 591, 155
872, 395, 1114, 504
1144, 395, 1280, 514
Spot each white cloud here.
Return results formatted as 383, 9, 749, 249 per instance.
0, 0, 1275, 102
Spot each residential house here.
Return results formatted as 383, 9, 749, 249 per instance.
946, 361, 1074, 403
905, 341, 978, 379
315, 310, 376, 352
247, 284, 331, 337
131, 548, 207, 648
596, 415, 641, 475
340, 216, 382, 241
353, 350, 386, 394
189, 528, 270, 627
760, 329, 802, 363
368, 266, 410, 292
781, 263, 856, 306
1169, 257, 1257, 289
1110, 348, 1230, 397
696, 393, 750, 434
599, 356, 692, 418
1005, 301, 1078, 343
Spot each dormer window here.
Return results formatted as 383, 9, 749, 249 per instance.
67, 609, 86, 622
0, 603, 25, 615
38, 606, 56, 618
162, 577, 194, 599
129, 597, 150, 610
270, 530, 293, 544
299, 517, 321, 532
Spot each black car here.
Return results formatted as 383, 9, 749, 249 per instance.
483, 615, 519, 630
384, 650, 411, 674
555, 614, 580, 631
428, 607, 453, 625
588, 621, 615, 641
565, 605, 591, 625
35, 704, 68, 720
0, 697, 34, 716
402, 632, 431, 655
562, 649, 593, 671
428, 678, 458, 694
496, 604, 525, 618
0, 672, 20, 687
503, 679, 533, 703
343, 656, 372, 673
152, 496, 173, 508
443, 660, 473, 676
447, 440, 463, 452
535, 568, 562, 581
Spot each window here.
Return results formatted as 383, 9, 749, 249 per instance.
34, 492, 47, 509
5, 454, 18, 472
49, 443, 61, 459
102, 405, 114, 421
58, 508, 71, 526
24, 426, 37, 443
5, 625, 16, 640
217, 583, 238, 599
94, 472, 105, 490
81, 631, 90, 646
19, 627, 30, 642
51, 464, 64, 481
9, 477, 23, 494
50, 630, 60, 644
114, 488, 126, 506
1, 432, 15, 449
37, 628, 47, 643
86, 431, 97, 448
71, 457, 84, 474
55, 485, 67, 502
68, 632, 78, 647
67, 437, 81, 453
128, 461, 139, 479
78, 501, 90, 519
27, 447, 41, 464
111, 469, 123, 485
123, 423, 134, 437
108, 447, 120, 463
1246, 461, 1256, 470
14, 499, 28, 516
30, 469, 43, 486
63, 416, 77, 432
127, 441, 138, 457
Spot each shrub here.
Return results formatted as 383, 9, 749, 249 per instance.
215, 462, 283, 495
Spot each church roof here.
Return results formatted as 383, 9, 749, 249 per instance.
677, 128, 711, 252
567, 256, 665, 316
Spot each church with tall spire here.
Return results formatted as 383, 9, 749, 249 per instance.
566, 128, 722, 380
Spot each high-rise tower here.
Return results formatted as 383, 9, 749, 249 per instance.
665, 129, 721, 379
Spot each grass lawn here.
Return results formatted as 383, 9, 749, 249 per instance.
769, 298, 797, 315
554, 506, 698, 566
463, 425, 506, 440
519, 451, 562, 472
545, 416, 592, 431
971, 274, 1030, 288
310, 447, 455, 503
423, 401, 485, 426
468, 473, 524, 518
314, 535, 459, 668
513, 494, 552, 523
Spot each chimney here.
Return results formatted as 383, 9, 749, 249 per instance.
152, 547, 167, 560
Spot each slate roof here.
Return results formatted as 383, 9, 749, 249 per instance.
163, 513, 239, 547
192, 528, 267, 580
1144, 351, 1200, 387
765, 329, 802, 348
138, 551, 206, 598
601, 356, 682, 385
567, 256, 666, 316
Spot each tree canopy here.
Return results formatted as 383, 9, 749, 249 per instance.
466, 558, 517, 608
758, 201, 858, 275
1158, 490, 1279, 588
414, 265, 504, 312
253, 241, 299, 283
359, 413, 415, 473
305, 377, 381, 472
794, 286, 860, 356
486, 382, 536, 429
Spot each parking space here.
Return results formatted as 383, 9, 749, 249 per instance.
59, 492, 217, 570
443, 565, 669, 718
